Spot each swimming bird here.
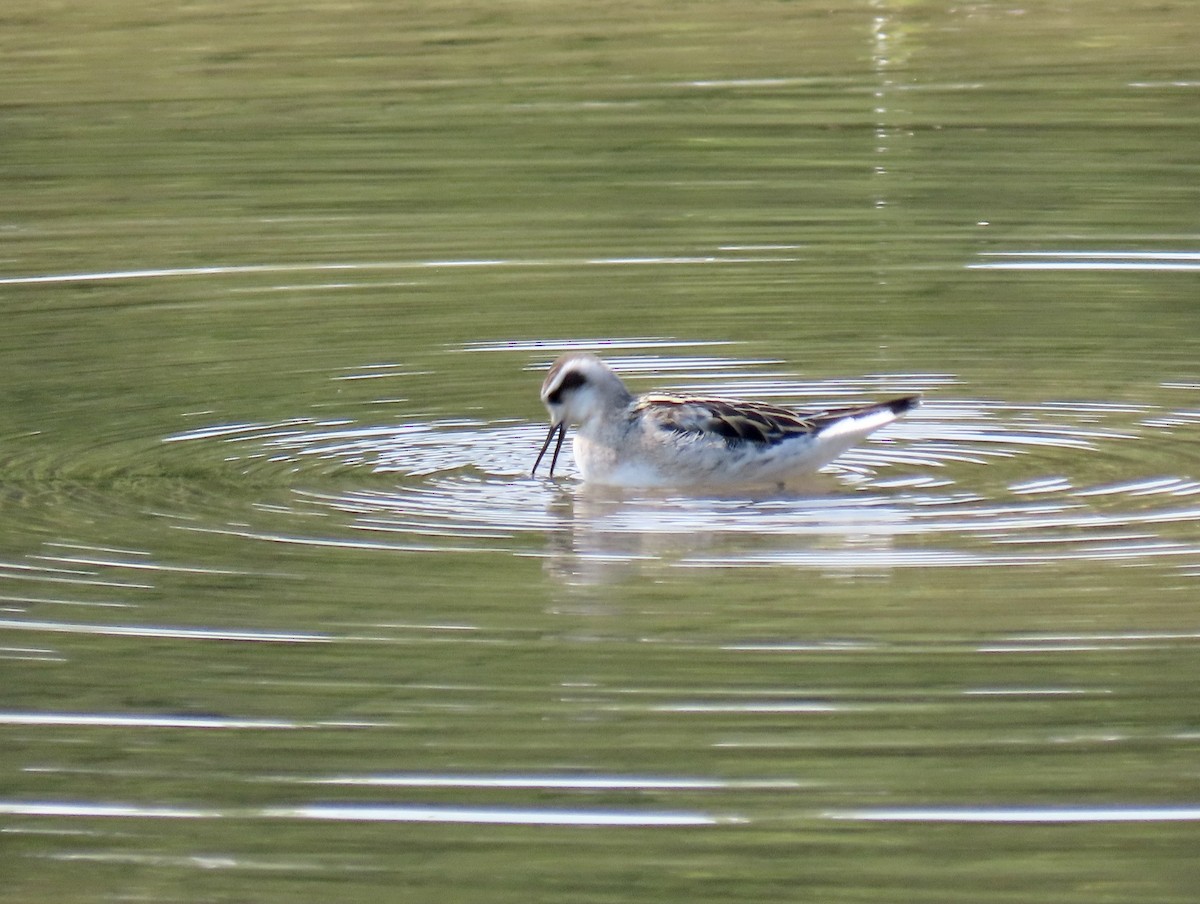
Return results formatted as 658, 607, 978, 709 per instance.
532, 353, 919, 488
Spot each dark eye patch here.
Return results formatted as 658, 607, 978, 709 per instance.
546, 370, 587, 405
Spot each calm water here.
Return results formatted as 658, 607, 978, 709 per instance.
3, 2, 1200, 901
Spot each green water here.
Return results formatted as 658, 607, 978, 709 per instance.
3, 1, 1200, 901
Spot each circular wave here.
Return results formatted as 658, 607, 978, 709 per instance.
156, 349, 1200, 580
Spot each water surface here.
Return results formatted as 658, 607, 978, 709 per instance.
2, 2, 1199, 901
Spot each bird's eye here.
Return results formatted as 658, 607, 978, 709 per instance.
546, 370, 587, 405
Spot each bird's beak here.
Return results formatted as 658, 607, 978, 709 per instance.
532, 421, 566, 477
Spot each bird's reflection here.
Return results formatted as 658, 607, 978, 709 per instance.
537, 476, 911, 588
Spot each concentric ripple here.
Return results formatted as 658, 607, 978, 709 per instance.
158, 341, 1200, 579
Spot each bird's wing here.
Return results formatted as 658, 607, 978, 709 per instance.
635, 393, 920, 447
634, 394, 819, 446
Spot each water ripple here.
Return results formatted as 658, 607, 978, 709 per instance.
0, 618, 329, 644
827, 806, 1200, 823
970, 250, 1200, 271
0, 799, 735, 827
0, 252, 801, 287
153, 346, 1200, 578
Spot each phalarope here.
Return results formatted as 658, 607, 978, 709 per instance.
532, 353, 919, 488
